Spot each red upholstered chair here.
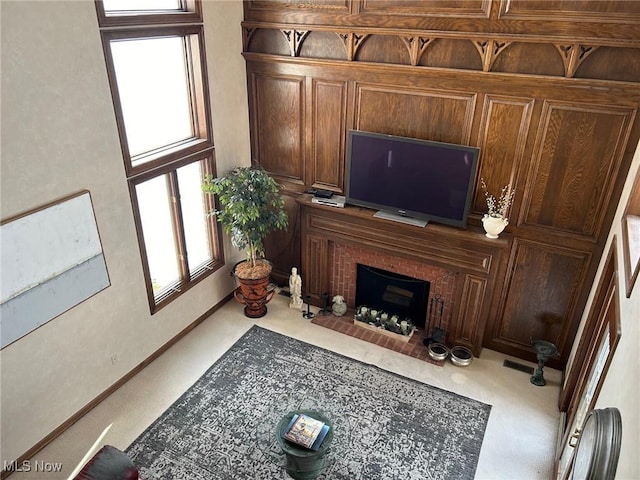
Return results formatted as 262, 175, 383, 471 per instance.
73, 445, 139, 480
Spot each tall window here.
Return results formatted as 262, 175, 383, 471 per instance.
96, 0, 223, 312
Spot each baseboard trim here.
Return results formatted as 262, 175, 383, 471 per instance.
1, 292, 234, 480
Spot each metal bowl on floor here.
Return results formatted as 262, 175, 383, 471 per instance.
428, 342, 450, 362
450, 346, 473, 367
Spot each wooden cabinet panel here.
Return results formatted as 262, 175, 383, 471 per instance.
264, 192, 301, 284
302, 233, 328, 300
245, 29, 291, 56
486, 239, 590, 367
355, 35, 411, 65
250, 72, 305, 182
361, 0, 489, 17
473, 95, 534, 216
355, 85, 476, 145
246, 0, 349, 13
491, 43, 566, 77
575, 47, 640, 83
299, 31, 348, 60
420, 38, 483, 71
310, 79, 347, 191
452, 274, 488, 353
501, 0, 640, 22
522, 101, 636, 239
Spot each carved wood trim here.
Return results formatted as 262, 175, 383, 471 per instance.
554, 43, 574, 77
474, 39, 512, 72
243, 26, 257, 52
337, 32, 370, 61
280, 29, 310, 56
554, 44, 600, 78
401, 36, 434, 66
473, 40, 489, 71
244, 23, 637, 82
242, 21, 640, 51
572, 45, 600, 77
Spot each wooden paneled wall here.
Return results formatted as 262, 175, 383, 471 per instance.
241, 0, 640, 368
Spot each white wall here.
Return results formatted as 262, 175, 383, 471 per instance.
565, 137, 640, 478
594, 140, 640, 478
0, 0, 248, 465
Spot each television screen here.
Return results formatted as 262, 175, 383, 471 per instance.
345, 130, 480, 228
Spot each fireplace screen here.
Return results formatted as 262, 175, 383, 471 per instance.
355, 264, 429, 328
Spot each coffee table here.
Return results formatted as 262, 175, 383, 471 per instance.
276, 410, 333, 480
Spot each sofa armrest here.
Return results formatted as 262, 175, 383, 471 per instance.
73, 445, 138, 480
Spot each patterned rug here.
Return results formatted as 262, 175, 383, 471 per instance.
126, 326, 491, 479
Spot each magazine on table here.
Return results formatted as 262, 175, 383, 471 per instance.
282, 413, 330, 451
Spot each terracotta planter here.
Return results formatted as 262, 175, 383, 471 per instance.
233, 261, 276, 318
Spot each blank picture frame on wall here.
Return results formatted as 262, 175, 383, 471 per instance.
0, 190, 110, 348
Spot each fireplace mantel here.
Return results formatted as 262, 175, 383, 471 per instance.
297, 195, 511, 356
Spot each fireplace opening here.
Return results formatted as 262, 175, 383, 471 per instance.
355, 264, 430, 329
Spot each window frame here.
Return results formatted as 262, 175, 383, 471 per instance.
95, 0, 202, 28
100, 26, 213, 178
129, 153, 222, 311
621, 170, 640, 298
96, 0, 224, 313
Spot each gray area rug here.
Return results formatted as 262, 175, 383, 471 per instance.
126, 326, 491, 479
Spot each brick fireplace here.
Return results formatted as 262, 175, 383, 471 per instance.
329, 243, 459, 337
300, 195, 509, 356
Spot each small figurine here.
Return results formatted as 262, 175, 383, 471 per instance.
289, 267, 303, 309
332, 295, 347, 316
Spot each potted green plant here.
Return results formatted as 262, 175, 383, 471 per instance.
203, 165, 288, 318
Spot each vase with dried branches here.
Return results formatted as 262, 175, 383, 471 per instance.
480, 178, 515, 239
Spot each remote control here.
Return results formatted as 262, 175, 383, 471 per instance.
313, 189, 334, 199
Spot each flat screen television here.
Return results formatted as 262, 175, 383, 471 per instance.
345, 130, 480, 228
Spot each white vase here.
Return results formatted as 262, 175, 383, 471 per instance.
482, 214, 508, 239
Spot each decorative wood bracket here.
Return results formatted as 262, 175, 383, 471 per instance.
555, 44, 599, 77
243, 27, 256, 52
337, 32, 369, 61
281, 29, 310, 57
401, 36, 434, 66
474, 40, 511, 72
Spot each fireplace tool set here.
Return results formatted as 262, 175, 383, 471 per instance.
423, 294, 446, 346
420, 294, 475, 366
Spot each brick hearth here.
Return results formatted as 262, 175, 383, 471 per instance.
305, 242, 464, 365
310, 312, 444, 366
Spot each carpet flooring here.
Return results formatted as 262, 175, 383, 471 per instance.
126, 326, 491, 479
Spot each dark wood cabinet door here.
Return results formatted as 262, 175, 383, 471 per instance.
485, 239, 590, 368
520, 101, 635, 240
